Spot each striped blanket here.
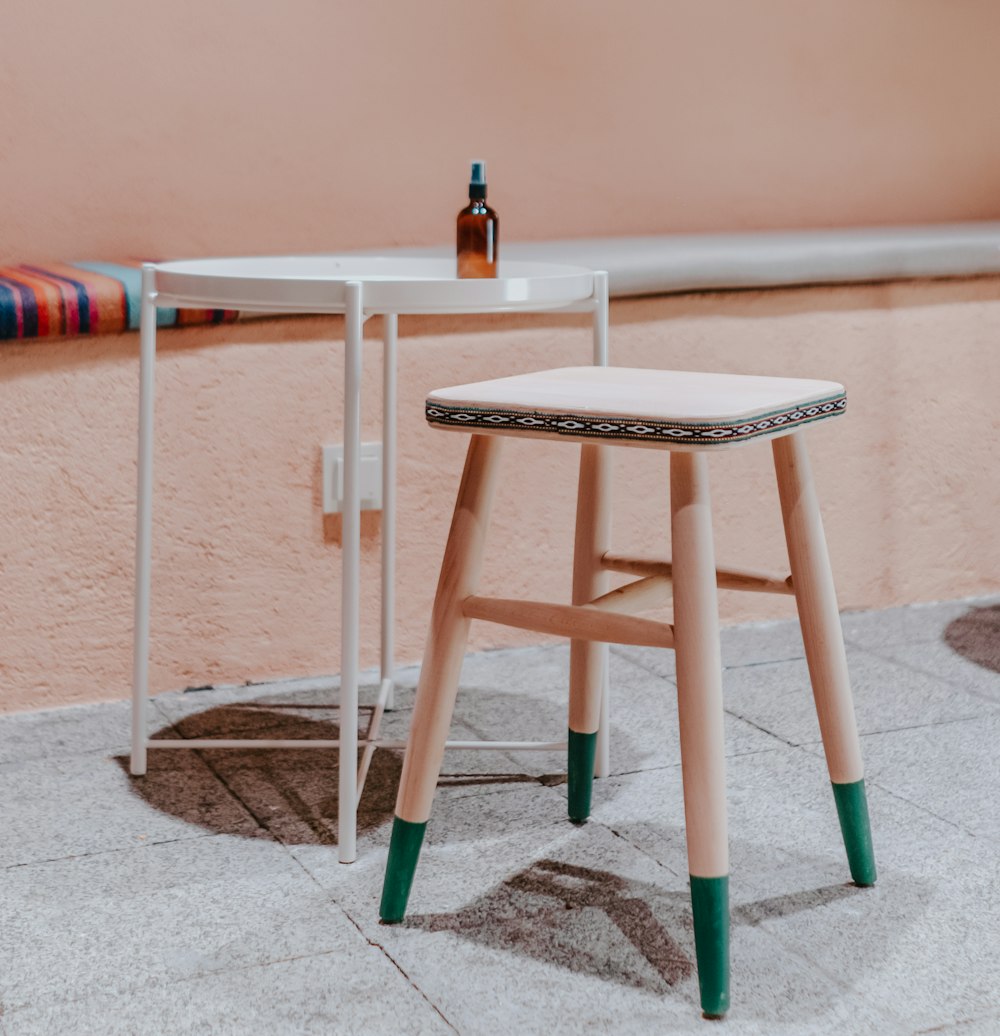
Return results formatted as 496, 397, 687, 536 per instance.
0, 261, 237, 341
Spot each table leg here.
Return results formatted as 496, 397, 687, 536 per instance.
355, 312, 397, 804
131, 265, 157, 777
339, 281, 364, 864
591, 270, 612, 779
381, 313, 397, 712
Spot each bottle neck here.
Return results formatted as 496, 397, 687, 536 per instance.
469, 185, 487, 202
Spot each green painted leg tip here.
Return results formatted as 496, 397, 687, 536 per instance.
832, 779, 877, 887
379, 816, 427, 923
690, 875, 730, 1019
567, 729, 598, 823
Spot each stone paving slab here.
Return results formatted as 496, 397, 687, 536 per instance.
2, 950, 452, 1036
586, 744, 1000, 1033
852, 713, 1000, 843
0, 696, 192, 768
588, 741, 982, 897
2, 596, 999, 1034
865, 637, 1000, 707
752, 833, 1000, 1035
307, 819, 895, 1035
721, 646, 997, 748
0, 698, 139, 766
914, 1015, 1000, 1035
840, 595, 1000, 651
717, 743, 1000, 1034
0, 749, 262, 870
0, 834, 361, 1013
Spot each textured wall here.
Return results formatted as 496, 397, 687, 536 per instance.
3, 0, 1000, 262
2, 277, 999, 712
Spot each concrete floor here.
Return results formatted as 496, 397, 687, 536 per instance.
3, 597, 1000, 1035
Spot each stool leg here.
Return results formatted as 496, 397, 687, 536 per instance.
568, 444, 611, 822
670, 451, 730, 1019
380, 434, 503, 923
772, 432, 876, 887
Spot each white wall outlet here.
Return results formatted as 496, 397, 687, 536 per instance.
322, 442, 383, 514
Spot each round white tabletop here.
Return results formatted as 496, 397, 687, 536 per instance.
152, 256, 596, 315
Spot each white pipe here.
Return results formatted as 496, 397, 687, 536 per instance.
131, 265, 157, 777
592, 270, 609, 366
338, 281, 364, 864
380, 313, 397, 712
148, 739, 346, 750
145, 738, 566, 752
376, 740, 567, 752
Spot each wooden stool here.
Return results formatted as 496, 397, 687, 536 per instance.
379, 366, 876, 1019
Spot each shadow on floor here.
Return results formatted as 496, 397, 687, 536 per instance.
410, 858, 695, 993
407, 857, 869, 996
118, 706, 402, 844
117, 699, 587, 846
944, 604, 1000, 674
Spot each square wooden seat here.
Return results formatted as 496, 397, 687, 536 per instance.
426, 366, 846, 449
381, 365, 875, 1020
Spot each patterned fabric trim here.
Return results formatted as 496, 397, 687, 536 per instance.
0, 261, 237, 342
426, 393, 846, 445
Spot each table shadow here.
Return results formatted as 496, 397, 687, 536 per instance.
118, 705, 401, 844
943, 603, 1000, 675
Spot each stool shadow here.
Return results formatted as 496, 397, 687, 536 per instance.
407, 857, 867, 996
410, 859, 694, 993
943, 604, 1000, 675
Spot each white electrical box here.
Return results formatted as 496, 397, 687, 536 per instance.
322, 442, 383, 514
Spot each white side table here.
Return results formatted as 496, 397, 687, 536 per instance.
131, 256, 609, 862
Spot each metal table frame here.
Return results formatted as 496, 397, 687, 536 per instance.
131, 257, 610, 862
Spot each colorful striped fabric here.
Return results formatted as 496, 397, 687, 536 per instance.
0, 261, 237, 341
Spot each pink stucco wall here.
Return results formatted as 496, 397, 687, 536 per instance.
3, 1, 1000, 263
3, 277, 1000, 712
4, 2, 1000, 711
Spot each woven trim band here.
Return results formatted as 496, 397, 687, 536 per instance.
425, 393, 846, 445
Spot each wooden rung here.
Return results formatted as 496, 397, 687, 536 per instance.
601, 553, 794, 596
462, 594, 675, 648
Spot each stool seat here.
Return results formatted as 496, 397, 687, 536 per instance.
427, 366, 845, 448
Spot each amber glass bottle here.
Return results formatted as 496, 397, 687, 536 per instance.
457, 160, 498, 278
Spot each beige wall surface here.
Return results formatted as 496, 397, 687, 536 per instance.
4, 2, 1000, 713
2, 277, 999, 713
2, 0, 1000, 263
